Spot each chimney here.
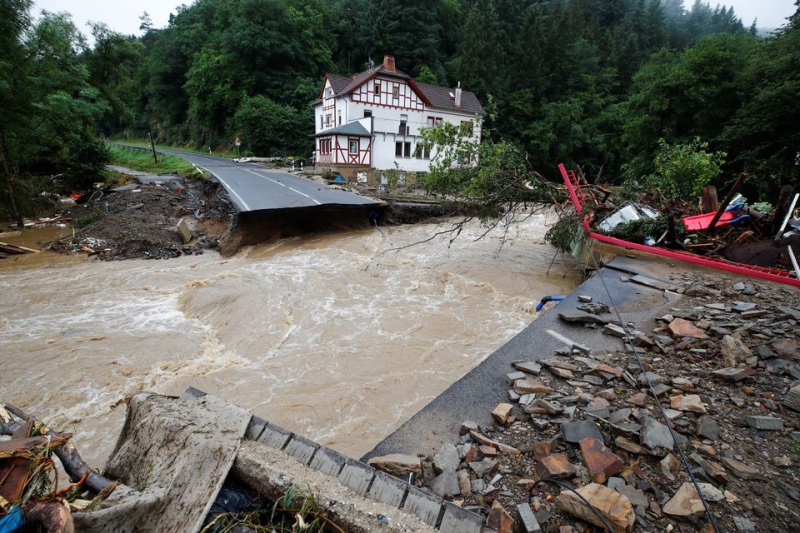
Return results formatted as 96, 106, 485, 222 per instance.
383, 55, 396, 72
455, 82, 462, 107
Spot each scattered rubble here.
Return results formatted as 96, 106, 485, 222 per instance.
367, 272, 800, 532
47, 177, 235, 260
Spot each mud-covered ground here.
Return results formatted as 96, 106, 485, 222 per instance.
52, 177, 235, 260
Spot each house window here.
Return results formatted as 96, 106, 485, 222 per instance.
392, 85, 399, 100
325, 88, 332, 98
320, 139, 331, 155
364, 109, 372, 118
415, 143, 431, 160
349, 139, 359, 154
395, 142, 403, 157
338, 111, 342, 125
319, 115, 323, 129
403, 142, 411, 157
458, 150, 471, 164
374, 82, 381, 96
399, 120, 408, 135
325, 114, 331, 127
427, 116, 443, 126
460, 121, 473, 135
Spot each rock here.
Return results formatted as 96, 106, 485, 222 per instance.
429, 470, 460, 498
548, 367, 575, 379
460, 421, 479, 435
604, 323, 627, 337
783, 384, 800, 412
732, 516, 757, 533
732, 302, 757, 313
468, 458, 498, 477
533, 441, 551, 460
616, 485, 648, 508
637, 372, 668, 385
534, 399, 563, 415
641, 417, 674, 454
667, 318, 709, 339
479, 445, 498, 457
608, 409, 632, 425
471, 478, 486, 493
711, 367, 749, 382
457, 469, 471, 496
513, 361, 542, 375
776, 306, 800, 321
536, 454, 577, 479
487, 501, 514, 533
659, 454, 680, 481
671, 377, 695, 392
691, 454, 728, 485
772, 455, 792, 467
670, 394, 707, 414
558, 310, 608, 324
663, 483, 706, 517
516, 503, 542, 533
469, 431, 520, 455
615, 436, 651, 456
562, 420, 603, 444
557, 482, 635, 533
696, 416, 721, 441
740, 309, 768, 319
367, 454, 421, 476
720, 335, 753, 366
578, 295, 593, 303
176, 217, 193, 243
433, 443, 460, 474
514, 380, 554, 395
492, 403, 514, 425
580, 437, 624, 484
721, 457, 765, 480
772, 338, 800, 359
697, 483, 725, 502
746, 415, 784, 431
506, 371, 527, 384
626, 392, 647, 407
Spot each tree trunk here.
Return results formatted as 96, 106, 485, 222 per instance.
0, 125, 24, 228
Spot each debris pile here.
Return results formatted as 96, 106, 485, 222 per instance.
0, 404, 116, 533
560, 164, 800, 282
369, 274, 800, 532
48, 177, 235, 260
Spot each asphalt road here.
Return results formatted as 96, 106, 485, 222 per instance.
158, 149, 379, 213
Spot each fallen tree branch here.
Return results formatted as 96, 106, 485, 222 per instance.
3, 403, 118, 495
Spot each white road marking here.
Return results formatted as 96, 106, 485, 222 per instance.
199, 167, 251, 211
245, 168, 321, 205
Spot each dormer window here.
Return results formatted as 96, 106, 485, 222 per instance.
325, 88, 333, 98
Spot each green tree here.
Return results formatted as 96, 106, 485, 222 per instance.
1, 3, 109, 223
234, 95, 311, 157
636, 137, 726, 201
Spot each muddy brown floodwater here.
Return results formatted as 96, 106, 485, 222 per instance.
0, 214, 582, 468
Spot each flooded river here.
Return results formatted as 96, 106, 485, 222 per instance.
1, 215, 581, 467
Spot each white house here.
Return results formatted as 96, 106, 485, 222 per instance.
312, 56, 484, 184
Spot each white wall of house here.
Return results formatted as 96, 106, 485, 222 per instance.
313, 74, 482, 172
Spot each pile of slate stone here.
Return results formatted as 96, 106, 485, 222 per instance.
370, 274, 800, 533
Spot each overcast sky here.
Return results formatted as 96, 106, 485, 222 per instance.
35, 0, 797, 41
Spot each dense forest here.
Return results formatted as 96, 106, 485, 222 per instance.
2, 0, 799, 223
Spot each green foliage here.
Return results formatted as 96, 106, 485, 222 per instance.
421, 121, 560, 221
233, 96, 311, 157
545, 212, 584, 254
606, 215, 669, 242
643, 137, 725, 201
108, 146, 198, 177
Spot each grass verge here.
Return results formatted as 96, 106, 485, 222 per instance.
108, 146, 198, 176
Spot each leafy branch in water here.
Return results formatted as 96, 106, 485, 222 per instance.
408, 121, 565, 248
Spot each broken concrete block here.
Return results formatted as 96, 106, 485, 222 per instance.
492, 403, 514, 425
516, 503, 542, 533
663, 483, 706, 517
367, 454, 421, 476
557, 482, 634, 533
536, 454, 576, 479
177, 217, 192, 243
746, 415, 784, 431
579, 437, 624, 484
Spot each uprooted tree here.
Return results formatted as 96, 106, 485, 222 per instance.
416, 120, 564, 244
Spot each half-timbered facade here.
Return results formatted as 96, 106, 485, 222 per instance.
313, 56, 484, 182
